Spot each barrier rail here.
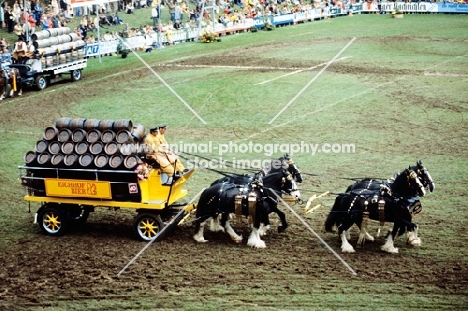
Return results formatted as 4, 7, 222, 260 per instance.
84, 2, 467, 58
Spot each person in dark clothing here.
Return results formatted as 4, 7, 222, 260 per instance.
4, 8, 15, 33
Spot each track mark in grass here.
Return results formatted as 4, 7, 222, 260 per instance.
254, 57, 350, 86
268, 37, 356, 125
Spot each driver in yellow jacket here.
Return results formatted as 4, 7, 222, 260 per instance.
145, 125, 185, 176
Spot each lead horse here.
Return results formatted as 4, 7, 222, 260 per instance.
325, 168, 426, 253
346, 160, 435, 194
194, 170, 300, 248
0, 68, 23, 100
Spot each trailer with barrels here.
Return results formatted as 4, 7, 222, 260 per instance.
19, 117, 196, 241
11, 27, 87, 91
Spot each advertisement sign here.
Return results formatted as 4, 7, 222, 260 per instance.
70, 0, 118, 8
45, 178, 112, 199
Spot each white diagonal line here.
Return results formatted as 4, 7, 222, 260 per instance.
273, 192, 357, 276
254, 57, 350, 86
268, 37, 356, 124
117, 187, 205, 277
116, 35, 207, 124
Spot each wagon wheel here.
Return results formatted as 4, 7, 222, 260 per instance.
66, 204, 91, 226
38, 205, 68, 236
35, 75, 47, 91
133, 212, 164, 241
71, 69, 82, 82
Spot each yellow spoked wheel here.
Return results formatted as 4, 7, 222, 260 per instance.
134, 213, 164, 241
39, 206, 67, 236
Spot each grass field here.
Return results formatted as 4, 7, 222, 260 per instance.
0, 12, 467, 310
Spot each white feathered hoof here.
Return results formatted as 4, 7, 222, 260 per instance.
406, 234, 421, 247
232, 235, 243, 243
247, 238, 266, 248
381, 244, 399, 254
341, 244, 356, 253
193, 233, 208, 243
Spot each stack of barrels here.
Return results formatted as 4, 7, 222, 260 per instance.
24, 117, 147, 171
32, 27, 87, 68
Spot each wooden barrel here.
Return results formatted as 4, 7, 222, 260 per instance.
131, 124, 146, 142
58, 128, 72, 142
51, 154, 64, 167
60, 27, 71, 35
57, 34, 72, 44
61, 141, 75, 155
99, 120, 114, 132
58, 54, 66, 64
48, 141, 61, 154
74, 141, 89, 155
71, 50, 78, 61
94, 154, 108, 168
124, 155, 139, 169
45, 56, 53, 68
72, 128, 87, 142
56, 117, 73, 129
35, 140, 48, 153
87, 129, 101, 143
33, 38, 51, 49
65, 52, 71, 62
24, 151, 37, 166
89, 141, 104, 155
52, 54, 59, 66
56, 43, 72, 53
47, 28, 61, 37
116, 130, 134, 144
119, 143, 134, 156
43, 127, 58, 141
104, 142, 119, 155
47, 37, 59, 46
109, 154, 123, 169
75, 40, 86, 49
32, 30, 50, 41
77, 49, 85, 59
79, 154, 94, 168
68, 118, 86, 130
38, 46, 57, 56
69, 33, 79, 42
101, 130, 116, 143
37, 153, 51, 166
113, 119, 133, 132
83, 119, 101, 130
64, 153, 79, 167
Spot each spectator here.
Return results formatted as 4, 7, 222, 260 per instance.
151, 4, 160, 27
60, 0, 68, 16
41, 16, 49, 30
112, 13, 123, 25
5, 7, 15, 33
126, 1, 134, 14
33, 1, 43, 26
13, 1, 22, 23
51, 0, 60, 15
1, 47, 12, 79
167, 0, 176, 21
14, 22, 23, 40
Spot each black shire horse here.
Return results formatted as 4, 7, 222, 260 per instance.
346, 160, 434, 194
194, 170, 299, 248
210, 154, 303, 233
325, 169, 426, 253
211, 154, 303, 186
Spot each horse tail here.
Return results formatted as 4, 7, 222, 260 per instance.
324, 194, 346, 232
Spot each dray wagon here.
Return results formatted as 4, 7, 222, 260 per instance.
19, 117, 196, 241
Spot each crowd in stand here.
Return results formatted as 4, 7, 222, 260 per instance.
1, 0, 467, 51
